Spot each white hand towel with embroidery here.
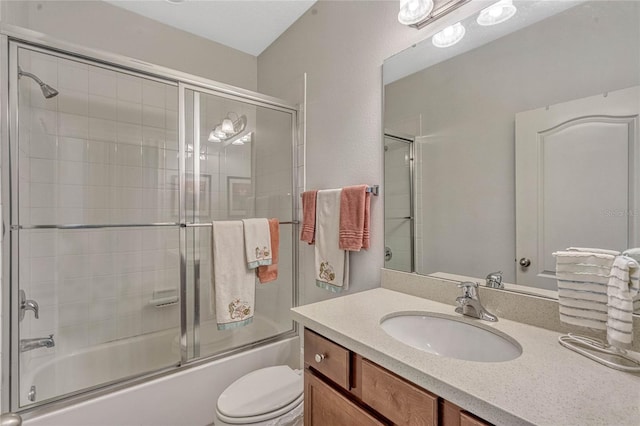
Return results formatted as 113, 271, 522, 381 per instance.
211, 221, 255, 330
315, 189, 349, 292
554, 250, 616, 331
242, 218, 273, 269
607, 256, 640, 348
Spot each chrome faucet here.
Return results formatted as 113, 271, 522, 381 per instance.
20, 335, 54, 352
485, 271, 504, 289
19, 290, 39, 321
455, 282, 498, 322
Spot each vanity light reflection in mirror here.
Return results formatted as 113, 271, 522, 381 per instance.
383, 0, 640, 313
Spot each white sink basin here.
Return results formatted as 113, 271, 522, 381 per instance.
380, 313, 522, 362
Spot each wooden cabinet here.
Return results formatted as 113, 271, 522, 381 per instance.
303, 328, 492, 426
304, 370, 389, 426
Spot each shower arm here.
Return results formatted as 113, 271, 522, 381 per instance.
18, 66, 47, 87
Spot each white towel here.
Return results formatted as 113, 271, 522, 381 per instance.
607, 256, 640, 348
621, 249, 640, 313
622, 248, 640, 262
211, 221, 255, 330
554, 250, 616, 331
242, 218, 273, 269
567, 247, 621, 256
315, 189, 349, 292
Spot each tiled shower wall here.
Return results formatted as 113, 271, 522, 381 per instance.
17, 48, 181, 375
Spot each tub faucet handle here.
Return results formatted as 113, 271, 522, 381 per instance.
19, 290, 39, 321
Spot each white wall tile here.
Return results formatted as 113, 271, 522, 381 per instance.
89, 68, 117, 98
89, 94, 117, 120
117, 75, 142, 103
58, 62, 89, 92
142, 81, 166, 108
58, 89, 89, 116
117, 100, 143, 125
58, 112, 89, 139
89, 117, 117, 143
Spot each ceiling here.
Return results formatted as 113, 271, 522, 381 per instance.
104, 0, 316, 56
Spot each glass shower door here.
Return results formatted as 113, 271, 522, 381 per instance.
12, 45, 181, 407
384, 134, 414, 272
182, 84, 296, 359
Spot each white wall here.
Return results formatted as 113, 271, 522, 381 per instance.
0, 0, 257, 90
257, 0, 425, 304
385, 1, 640, 282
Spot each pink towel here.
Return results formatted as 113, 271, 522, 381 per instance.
258, 219, 279, 284
300, 190, 317, 244
339, 185, 371, 251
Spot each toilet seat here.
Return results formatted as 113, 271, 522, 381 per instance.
216, 394, 303, 424
216, 365, 303, 425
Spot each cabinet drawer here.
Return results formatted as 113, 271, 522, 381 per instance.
361, 358, 438, 426
461, 411, 492, 426
304, 370, 388, 426
304, 329, 350, 389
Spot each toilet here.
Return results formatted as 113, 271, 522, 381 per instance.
215, 365, 304, 426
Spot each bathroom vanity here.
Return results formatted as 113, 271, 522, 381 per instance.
304, 328, 489, 425
293, 287, 640, 426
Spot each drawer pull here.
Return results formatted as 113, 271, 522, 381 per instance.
315, 353, 326, 363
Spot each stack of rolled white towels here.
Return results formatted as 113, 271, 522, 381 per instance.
554, 247, 640, 349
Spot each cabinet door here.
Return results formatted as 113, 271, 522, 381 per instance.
304, 370, 388, 426
361, 359, 438, 426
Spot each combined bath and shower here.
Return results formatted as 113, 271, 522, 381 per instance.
18, 66, 59, 98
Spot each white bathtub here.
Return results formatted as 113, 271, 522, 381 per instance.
20, 317, 299, 425
22, 335, 299, 425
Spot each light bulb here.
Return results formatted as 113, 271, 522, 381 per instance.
213, 125, 226, 139
432, 22, 466, 48
232, 139, 244, 145
477, 0, 517, 26
398, 0, 434, 26
221, 118, 234, 134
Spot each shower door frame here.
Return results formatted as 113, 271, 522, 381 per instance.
383, 132, 416, 273
0, 27, 300, 415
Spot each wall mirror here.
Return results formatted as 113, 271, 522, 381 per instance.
383, 0, 640, 313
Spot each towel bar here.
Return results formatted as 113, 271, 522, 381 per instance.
182, 221, 298, 227
301, 185, 379, 196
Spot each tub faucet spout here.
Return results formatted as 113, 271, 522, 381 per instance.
20, 335, 54, 352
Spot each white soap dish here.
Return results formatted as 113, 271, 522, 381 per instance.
149, 289, 179, 308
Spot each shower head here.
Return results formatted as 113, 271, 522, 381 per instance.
18, 66, 59, 99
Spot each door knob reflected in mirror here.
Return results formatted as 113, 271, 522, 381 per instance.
519, 258, 531, 268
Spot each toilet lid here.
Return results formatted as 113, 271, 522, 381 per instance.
217, 366, 303, 418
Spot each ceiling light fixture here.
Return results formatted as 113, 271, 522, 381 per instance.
432, 22, 466, 48
476, 0, 517, 26
398, 0, 434, 26
207, 113, 247, 145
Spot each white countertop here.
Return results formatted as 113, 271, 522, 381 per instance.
291, 288, 640, 426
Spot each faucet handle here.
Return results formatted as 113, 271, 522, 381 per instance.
485, 271, 504, 288
458, 281, 478, 297
486, 271, 502, 279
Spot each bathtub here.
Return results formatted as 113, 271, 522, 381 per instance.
21, 320, 298, 425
